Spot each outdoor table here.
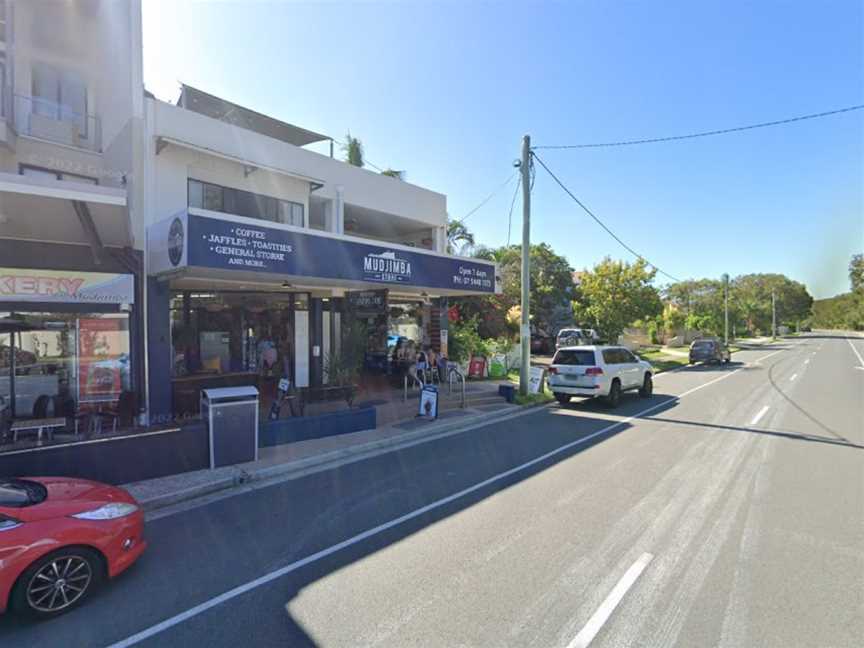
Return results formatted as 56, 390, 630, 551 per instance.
11, 417, 66, 444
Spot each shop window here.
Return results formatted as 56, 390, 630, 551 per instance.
0, 312, 130, 420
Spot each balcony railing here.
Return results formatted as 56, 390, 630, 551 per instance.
9, 94, 102, 152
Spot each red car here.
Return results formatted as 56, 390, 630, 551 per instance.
0, 477, 146, 618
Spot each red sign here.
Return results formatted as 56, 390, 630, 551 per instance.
468, 357, 486, 378
78, 318, 124, 400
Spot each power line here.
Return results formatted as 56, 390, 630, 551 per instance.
505, 178, 521, 246
532, 152, 682, 283
457, 172, 518, 223
533, 104, 864, 150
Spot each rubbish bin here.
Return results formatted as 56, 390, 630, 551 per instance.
201, 386, 259, 469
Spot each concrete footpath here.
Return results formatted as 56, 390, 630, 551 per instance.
125, 400, 536, 514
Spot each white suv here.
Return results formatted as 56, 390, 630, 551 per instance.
547, 345, 653, 407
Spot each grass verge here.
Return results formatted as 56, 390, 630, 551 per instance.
635, 348, 689, 373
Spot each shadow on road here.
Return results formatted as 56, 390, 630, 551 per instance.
642, 415, 864, 450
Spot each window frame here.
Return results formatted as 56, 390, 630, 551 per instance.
187, 178, 305, 227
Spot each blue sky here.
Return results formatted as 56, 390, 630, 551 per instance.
143, 1, 863, 298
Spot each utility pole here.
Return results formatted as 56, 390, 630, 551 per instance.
771, 289, 777, 340
723, 273, 729, 345
519, 134, 531, 396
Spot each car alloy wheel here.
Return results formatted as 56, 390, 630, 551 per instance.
25, 554, 93, 614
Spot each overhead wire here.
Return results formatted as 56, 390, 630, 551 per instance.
456, 172, 518, 223
533, 104, 864, 150
531, 151, 682, 283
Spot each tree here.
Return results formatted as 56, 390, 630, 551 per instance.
380, 169, 405, 180
452, 242, 574, 340
342, 133, 364, 167
574, 257, 662, 342
731, 274, 812, 333
850, 254, 864, 293
446, 220, 475, 255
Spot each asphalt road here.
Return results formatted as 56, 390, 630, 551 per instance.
2, 332, 861, 647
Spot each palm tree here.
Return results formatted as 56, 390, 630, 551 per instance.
447, 220, 475, 254
342, 133, 364, 167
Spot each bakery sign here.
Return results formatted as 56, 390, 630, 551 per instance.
0, 268, 134, 304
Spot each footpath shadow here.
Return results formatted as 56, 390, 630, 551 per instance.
0, 392, 682, 647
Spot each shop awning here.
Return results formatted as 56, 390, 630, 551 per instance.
0, 172, 130, 255
148, 210, 501, 297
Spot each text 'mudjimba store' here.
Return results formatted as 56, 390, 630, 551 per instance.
146, 210, 499, 421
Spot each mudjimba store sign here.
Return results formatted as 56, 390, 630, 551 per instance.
148, 210, 499, 294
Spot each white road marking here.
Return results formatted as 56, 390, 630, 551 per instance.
789, 373, 798, 382
804, 359, 810, 365
106, 370, 745, 648
753, 348, 785, 364
750, 406, 770, 426
847, 337, 864, 368
567, 553, 654, 648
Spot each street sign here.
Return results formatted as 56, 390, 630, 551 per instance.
528, 366, 545, 394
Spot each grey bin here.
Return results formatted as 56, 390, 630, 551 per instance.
201, 386, 259, 469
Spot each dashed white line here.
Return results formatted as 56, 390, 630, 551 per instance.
804, 359, 810, 365
750, 406, 770, 426
567, 553, 655, 648
789, 373, 798, 382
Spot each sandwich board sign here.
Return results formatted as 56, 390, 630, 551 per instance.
528, 366, 545, 394
418, 384, 439, 420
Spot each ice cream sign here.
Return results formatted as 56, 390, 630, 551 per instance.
0, 269, 134, 304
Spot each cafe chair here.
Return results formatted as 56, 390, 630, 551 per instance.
32, 394, 51, 419
92, 391, 137, 435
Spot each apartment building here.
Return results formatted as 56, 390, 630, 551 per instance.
0, 0, 145, 425
143, 85, 498, 422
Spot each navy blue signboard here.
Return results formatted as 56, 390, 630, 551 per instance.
185, 213, 496, 293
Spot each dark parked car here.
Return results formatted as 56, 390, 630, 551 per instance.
689, 338, 731, 364
530, 331, 554, 355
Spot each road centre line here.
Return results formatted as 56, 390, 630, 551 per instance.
789, 373, 798, 382
847, 337, 864, 368
750, 406, 770, 426
566, 553, 655, 648
106, 365, 750, 647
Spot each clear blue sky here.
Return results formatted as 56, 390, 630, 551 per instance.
143, 0, 863, 299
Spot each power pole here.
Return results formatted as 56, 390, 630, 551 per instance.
771, 289, 777, 339
519, 134, 531, 396
723, 273, 729, 345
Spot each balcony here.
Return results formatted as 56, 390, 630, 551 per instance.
9, 94, 102, 152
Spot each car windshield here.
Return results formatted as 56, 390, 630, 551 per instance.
553, 349, 596, 365
693, 341, 714, 349
0, 479, 47, 507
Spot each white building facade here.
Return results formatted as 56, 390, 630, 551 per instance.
0, 0, 498, 428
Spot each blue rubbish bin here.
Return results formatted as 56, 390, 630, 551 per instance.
498, 384, 516, 403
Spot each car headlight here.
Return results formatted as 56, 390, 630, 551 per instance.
71, 502, 139, 520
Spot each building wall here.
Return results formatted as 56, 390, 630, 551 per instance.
139, 141, 311, 246
10, 0, 142, 151
147, 99, 447, 229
